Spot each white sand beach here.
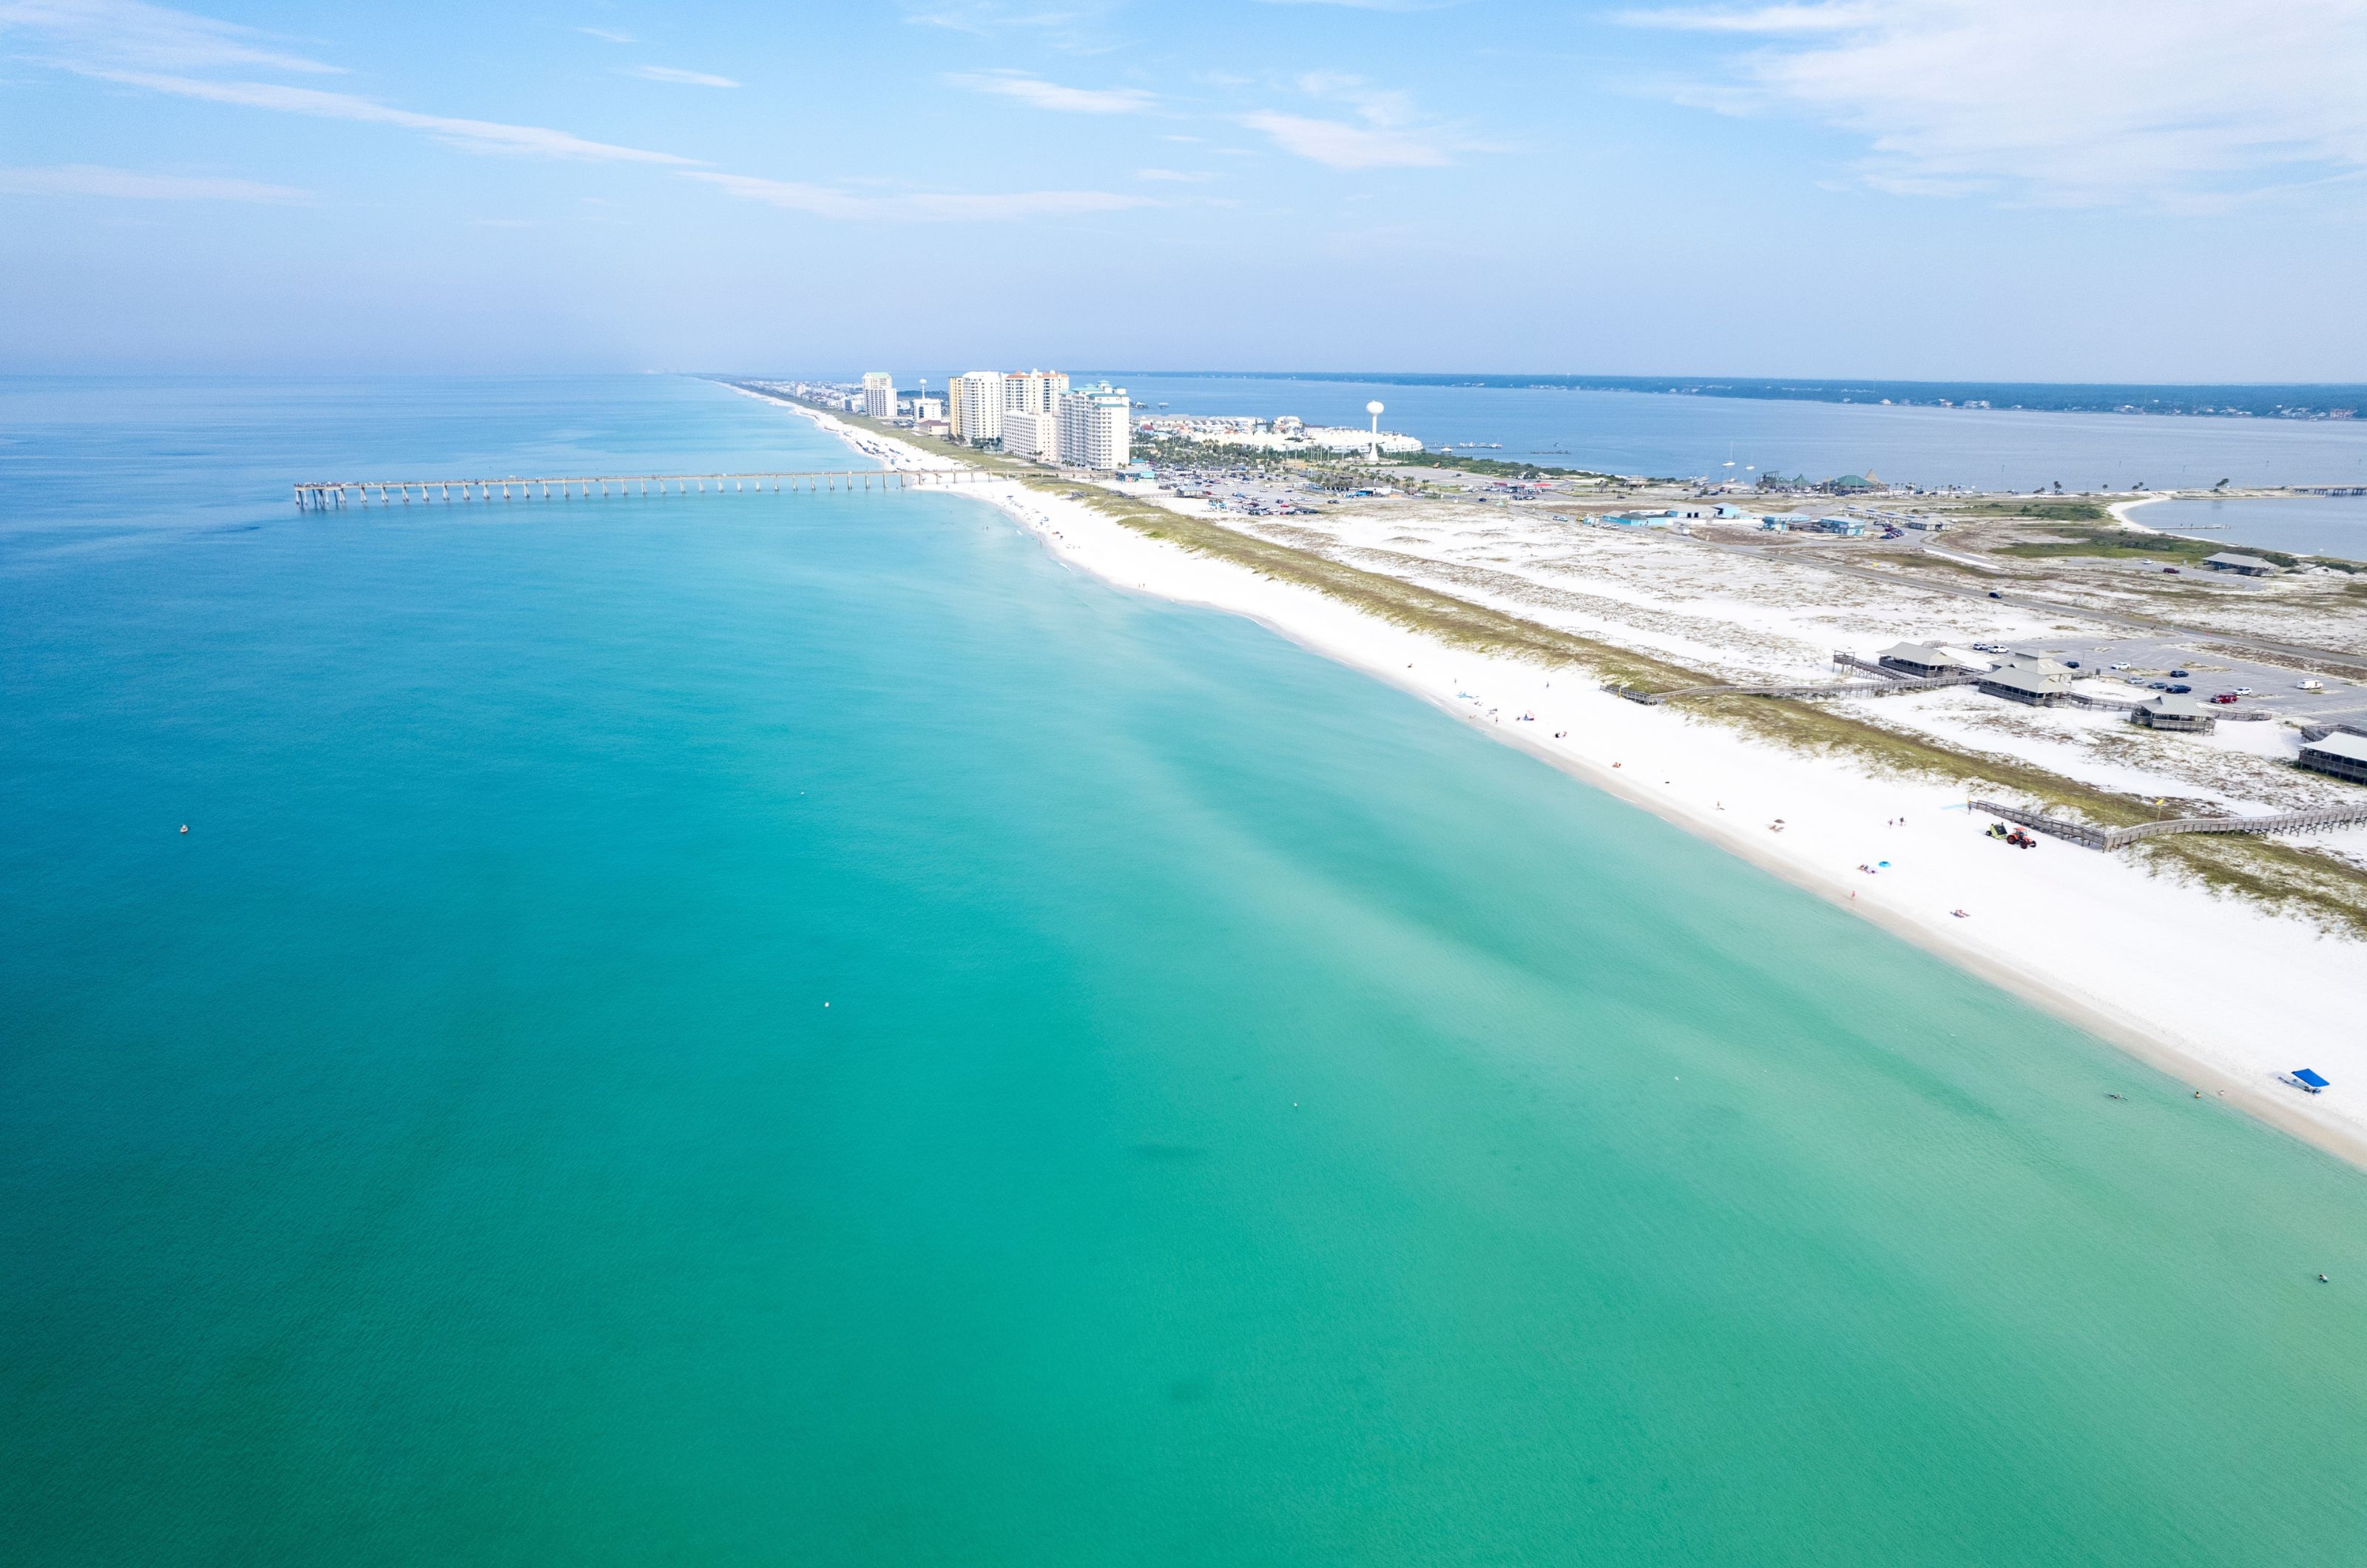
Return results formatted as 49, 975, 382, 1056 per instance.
752, 390, 2367, 1168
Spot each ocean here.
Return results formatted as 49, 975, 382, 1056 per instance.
4, 376, 2364, 1565
1101, 371, 2367, 496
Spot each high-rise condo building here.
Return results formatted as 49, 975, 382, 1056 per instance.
1002, 408, 1058, 462
1056, 384, 1130, 470
952, 372, 1007, 443
861, 372, 895, 420
1003, 370, 1070, 415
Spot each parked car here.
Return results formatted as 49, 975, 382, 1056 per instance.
1988, 590, 2004, 599
2235, 686, 2255, 695
2148, 680, 2170, 690
2170, 669, 2189, 677
2167, 683, 2192, 694
2211, 693, 2239, 704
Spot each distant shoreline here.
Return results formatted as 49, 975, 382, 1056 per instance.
1091, 371, 2367, 423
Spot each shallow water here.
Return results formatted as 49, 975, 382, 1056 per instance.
2138, 493, 2367, 561
4, 376, 2364, 1565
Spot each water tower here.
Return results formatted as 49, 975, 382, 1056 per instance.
1366, 400, 1385, 464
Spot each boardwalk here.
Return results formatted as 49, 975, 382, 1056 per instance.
292, 468, 991, 510
1971, 797, 2367, 851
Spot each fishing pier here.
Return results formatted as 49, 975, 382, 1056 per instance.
293, 467, 993, 511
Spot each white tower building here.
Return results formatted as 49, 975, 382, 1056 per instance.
1004, 370, 1071, 415
1057, 384, 1131, 470
862, 372, 896, 420
953, 372, 1007, 443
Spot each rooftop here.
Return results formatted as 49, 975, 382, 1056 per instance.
1982, 666, 2070, 695
2301, 732, 2367, 763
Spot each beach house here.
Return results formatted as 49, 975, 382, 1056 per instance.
2130, 695, 2215, 733
1876, 642, 1977, 678
2297, 732, 2367, 783
1978, 660, 2074, 706
2203, 552, 2280, 576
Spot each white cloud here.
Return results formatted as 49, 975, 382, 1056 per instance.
575, 25, 635, 43
686, 171, 1153, 221
945, 70, 1153, 112
0, 162, 307, 200
1623, 0, 2367, 207
0, 0, 341, 72
5, 1, 696, 164
83, 70, 698, 163
1239, 76, 1477, 169
628, 64, 740, 88
1240, 110, 1452, 168
1135, 168, 1213, 182
1616, 3, 1873, 31
5, 0, 1168, 230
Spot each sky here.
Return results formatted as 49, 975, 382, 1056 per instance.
4, 0, 2366, 378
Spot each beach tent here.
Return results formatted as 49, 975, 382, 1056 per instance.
2289, 1069, 2331, 1092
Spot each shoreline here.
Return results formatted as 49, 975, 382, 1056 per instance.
748, 389, 2367, 1173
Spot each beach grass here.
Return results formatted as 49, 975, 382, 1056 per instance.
1046, 481, 2367, 937
806, 399, 2367, 936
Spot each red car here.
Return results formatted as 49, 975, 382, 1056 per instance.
2210, 692, 2238, 704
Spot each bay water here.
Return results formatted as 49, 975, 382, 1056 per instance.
2138, 493, 2367, 562
1106, 371, 2367, 493
5, 376, 2365, 1565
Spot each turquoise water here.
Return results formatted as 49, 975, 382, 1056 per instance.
4, 377, 2365, 1566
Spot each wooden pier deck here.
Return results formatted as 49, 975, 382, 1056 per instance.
293, 468, 990, 510
1971, 797, 2367, 851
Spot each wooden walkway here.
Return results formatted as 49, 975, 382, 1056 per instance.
1971, 797, 2367, 851
293, 468, 991, 510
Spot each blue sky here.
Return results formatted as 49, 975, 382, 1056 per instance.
4, 0, 2365, 377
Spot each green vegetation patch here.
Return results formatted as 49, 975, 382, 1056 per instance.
1949, 501, 2113, 522
1388, 450, 1618, 481
1992, 525, 2315, 570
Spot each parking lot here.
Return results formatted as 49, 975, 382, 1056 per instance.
1987, 629, 2367, 729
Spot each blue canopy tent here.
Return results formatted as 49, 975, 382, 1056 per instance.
2288, 1069, 2331, 1094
